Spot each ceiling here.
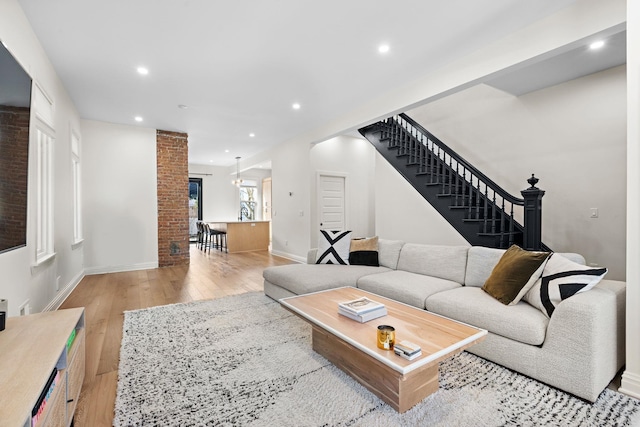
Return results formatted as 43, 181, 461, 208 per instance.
16, 0, 606, 166
486, 30, 626, 96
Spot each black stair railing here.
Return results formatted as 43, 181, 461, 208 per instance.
362, 113, 548, 251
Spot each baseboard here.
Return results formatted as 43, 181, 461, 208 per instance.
84, 261, 159, 275
270, 249, 305, 264
619, 370, 640, 399
43, 270, 85, 312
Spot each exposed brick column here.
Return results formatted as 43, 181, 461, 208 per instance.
156, 130, 189, 267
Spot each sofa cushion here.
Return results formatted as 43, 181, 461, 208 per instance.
349, 236, 379, 266
426, 287, 549, 346
357, 270, 461, 309
262, 264, 390, 295
378, 239, 404, 269
481, 245, 550, 305
464, 246, 505, 287
524, 253, 608, 318
396, 244, 468, 284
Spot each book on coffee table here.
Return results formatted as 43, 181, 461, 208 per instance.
394, 340, 422, 360
338, 297, 385, 315
338, 305, 387, 323
394, 348, 422, 361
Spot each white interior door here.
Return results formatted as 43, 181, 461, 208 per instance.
318, 174, 346, 230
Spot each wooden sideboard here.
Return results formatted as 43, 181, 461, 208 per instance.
0, 307, 85, 427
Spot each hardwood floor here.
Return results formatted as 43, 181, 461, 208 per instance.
59, 245, 294, 427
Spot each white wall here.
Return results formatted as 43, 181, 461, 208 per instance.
375, 154, 470, 246
189, 164, 239, 222
0, 0, 83, 315
269, 139, 312, 261
620, 0, 640, 400
82, 120, 158, 273
407, 65, 626, 279
310, 136, 376, 243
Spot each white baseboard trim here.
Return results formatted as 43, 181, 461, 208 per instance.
270, 250, 305, 264
84, 261, 159, 275
43, 270, 85, 312
619, 370, 640, 399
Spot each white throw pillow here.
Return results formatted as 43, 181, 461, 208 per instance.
524, 253, 607, 317
316, 230, 352, 265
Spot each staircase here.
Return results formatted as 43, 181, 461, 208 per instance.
359, 113, 549, 251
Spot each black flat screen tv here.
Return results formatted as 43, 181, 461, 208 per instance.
0, 41, 32, 254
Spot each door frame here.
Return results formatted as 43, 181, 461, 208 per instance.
316, 171, 348, 231
189, 177, 203, 220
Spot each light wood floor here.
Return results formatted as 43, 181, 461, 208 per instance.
59, 245, 294, 427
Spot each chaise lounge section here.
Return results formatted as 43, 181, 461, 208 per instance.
263, 239, 626, 402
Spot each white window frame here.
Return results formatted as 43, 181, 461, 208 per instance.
32, 82, 56, 265
71, 130, 83, 245
35, 121, 55, 264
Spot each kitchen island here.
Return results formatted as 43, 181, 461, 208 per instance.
207, 220, 270, 253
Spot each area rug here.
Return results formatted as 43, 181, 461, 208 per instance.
114, 292, 640, 426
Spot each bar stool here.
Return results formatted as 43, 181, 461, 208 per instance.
204, 223, 223, 253
217, 231, 228, 253
196, 221, 205, 250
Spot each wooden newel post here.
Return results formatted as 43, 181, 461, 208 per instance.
521, 174, 545, 251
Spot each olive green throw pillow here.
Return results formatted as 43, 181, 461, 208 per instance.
482, 245, 551, 306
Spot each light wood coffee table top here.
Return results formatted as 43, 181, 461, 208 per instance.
281, 287, 486, 374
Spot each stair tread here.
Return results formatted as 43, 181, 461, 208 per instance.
449, 206, 487, 210
463, 218, 513, 223
478, 231, 521, 236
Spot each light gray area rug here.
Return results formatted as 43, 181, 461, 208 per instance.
114, 292, 640, 426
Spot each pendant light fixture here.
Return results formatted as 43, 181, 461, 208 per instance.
232, 156, 244, 187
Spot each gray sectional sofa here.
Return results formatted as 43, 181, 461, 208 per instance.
263, 239, 626, 402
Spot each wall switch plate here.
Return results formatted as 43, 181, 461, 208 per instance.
590, 208, 599, 218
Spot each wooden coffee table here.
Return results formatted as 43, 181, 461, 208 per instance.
280, 287, 486, 412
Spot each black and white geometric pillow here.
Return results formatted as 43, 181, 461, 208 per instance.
316, 230, 352, 265
524, 253, 607, 318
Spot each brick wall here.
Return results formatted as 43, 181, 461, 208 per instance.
0, 106, 30, 251
156, 129, 189, 267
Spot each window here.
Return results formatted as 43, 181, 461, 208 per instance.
239, 185, 257, 221
71, 131, 82, 244
189, 178, 202, 240
33, 83, 55, 264
35, 123, 54, 262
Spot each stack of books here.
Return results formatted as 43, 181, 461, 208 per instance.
394, 340, 422, 361
338, 297, 387, 322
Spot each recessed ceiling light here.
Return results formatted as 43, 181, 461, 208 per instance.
136, 67, 149, 75
292, 103, 301, 110
134, 116, 143, 122
249, 133, 255, 137
378, 44, 390, 54
209, 160, 214, 163
589, 40, 605, 50
225, 149, 229, 153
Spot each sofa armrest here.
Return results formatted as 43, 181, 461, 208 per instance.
307, 248, 318, 264
539, 279, 625, 401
